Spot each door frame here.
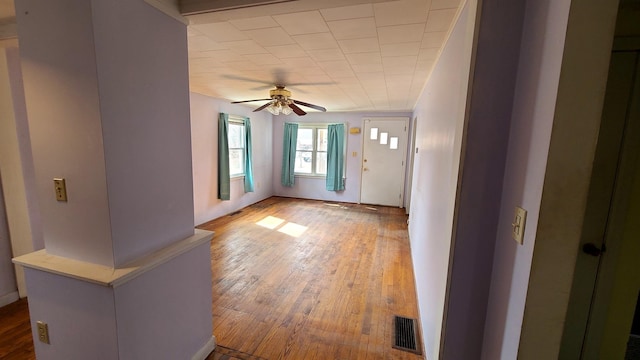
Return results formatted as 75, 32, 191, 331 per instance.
560, 38, 640, 358
359, 117, 409, 207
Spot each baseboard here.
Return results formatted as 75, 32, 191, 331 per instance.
0, 291, 19, 308
192, 335, 216, 360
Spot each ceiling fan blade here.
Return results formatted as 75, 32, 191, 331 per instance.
222, 74, 273, 86
231, 98, 272, 104
253, 102, 273, 112
288, 103, 307, 116
293, 100, 327, 112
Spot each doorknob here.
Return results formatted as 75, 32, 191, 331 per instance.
582, 243, 605, 257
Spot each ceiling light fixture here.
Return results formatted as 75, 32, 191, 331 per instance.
266, 97, 292, 115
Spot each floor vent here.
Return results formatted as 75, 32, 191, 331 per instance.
393, 315, 422, 354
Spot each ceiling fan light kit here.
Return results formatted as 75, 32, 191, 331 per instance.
231, 85, 327, 116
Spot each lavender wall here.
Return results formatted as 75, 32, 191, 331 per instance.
441, 0, 527, 358
92, 0, 195, 266
17, 0, 115, 267
407, 2, 476, 359
0, 182, 17, 306
191, 93, 274, 225
480, 0, 571, 358
272, 111, 411, 203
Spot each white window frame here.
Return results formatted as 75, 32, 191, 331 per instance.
228, 116, 245, 179
295, 124, 327, 177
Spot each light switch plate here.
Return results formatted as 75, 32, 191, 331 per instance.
512, 207, 527, 245
53, 178, 67, 202
37, 321, 50, 344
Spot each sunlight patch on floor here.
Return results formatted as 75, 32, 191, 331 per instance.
277, 222, 308, 238
255, 215, 307, 237
256, 216, 285, 229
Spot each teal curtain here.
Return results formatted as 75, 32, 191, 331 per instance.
326, 123, 345, 191
281, 122, 298, 187
217, 113, 230, 200
243, 117, 254, 193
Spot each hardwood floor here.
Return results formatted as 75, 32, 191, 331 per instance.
0, 197, 423, 359
200, 197, 422, 360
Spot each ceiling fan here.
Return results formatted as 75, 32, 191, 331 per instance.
231, 85, 327, 116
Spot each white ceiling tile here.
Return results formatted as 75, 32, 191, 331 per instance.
338, 38, 380, 54
373, 0, 430, 27
227, 61, 264, 71
351, 63, 384, 73
192, 22, 249, 42
292, 33, 339, 50
384, 65, 416, 75
416, 59, 435, 71
229, 16, 279, 30
327, 69, 356, 78
317, 60, 352, 72
220, 40, 268, 55
346, 52, 382, 65
425, 9, 457, 32
188, 35, 228, 51
380, 42, 421, 57
421, 31, 447, 48
273, 11, 330, 35
418, 48, 439, 61
377, 24, 425, 44
198, 49, 246, 62
265, 44, 308, 58
307, 49, 346, 62
320, 4, 374, 21
327, 17, 377, 40
244, 27, 295, 47
244, 53, 284, 65
281, 56, 319, 68
431, 0, 461, 10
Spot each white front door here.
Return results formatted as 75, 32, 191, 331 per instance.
360, 117, 409, 207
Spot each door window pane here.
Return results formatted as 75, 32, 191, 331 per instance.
390, 137, 399, 150
380, 132, 388, 145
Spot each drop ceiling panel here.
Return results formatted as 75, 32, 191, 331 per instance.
244, 27, 295, 46
338, 38, 381, 54
327, 17, 377, 40
185, 0, 464, 112
292, 33, 339, 50
380, 42, 421, 57
192, 22, 248, 42
229, 16, 280, 30
373, 0, 430, 27
377, 24, 425, 44
422, 31, 448, 48
273, 11, 330, 35
320, 4, 374, 21
425, 8, 458, 32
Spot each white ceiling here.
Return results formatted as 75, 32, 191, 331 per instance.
186, 0, 463, 113
1, 0, 462, 113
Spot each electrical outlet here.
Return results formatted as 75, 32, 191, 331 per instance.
37, 321, 50, 344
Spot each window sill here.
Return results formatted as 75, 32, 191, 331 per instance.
230, 175, 245, 181
294, 174, 326, 179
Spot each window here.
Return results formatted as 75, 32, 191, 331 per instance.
295, 125, 328, 176
228, 119, 245, 177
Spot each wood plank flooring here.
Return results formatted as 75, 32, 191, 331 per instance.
0, 197, 423, 360
200, 197, 422, 360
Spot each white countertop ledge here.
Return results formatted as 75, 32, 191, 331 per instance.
12, 229, 214, 288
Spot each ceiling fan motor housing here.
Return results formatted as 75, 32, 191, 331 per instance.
270, 86, 291, 100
